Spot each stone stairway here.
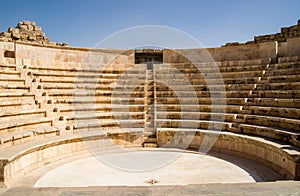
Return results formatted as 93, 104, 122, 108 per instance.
143, 69, 157, 147
17, 65, 67, 131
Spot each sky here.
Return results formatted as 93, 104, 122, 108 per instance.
0, 0, 299, 48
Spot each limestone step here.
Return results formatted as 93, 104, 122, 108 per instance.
243, 114, 300, 131
242, 105, 300, 119
156, 111, 237, 122
0, 78, 25, 86
143, 129, 156, 136
251, 90, 300, 99
143, 142, 157, 148
143, 137, 157, 143
245, 98, 300, 109
156, 104, 242, 114
278, 56, 300, 63
256, 82, 300, 90
0, 64, 17, 71
239, 123, 300, 148
32, 69, 149, 81
265, 68, 300, 76
265, 75, 300, 83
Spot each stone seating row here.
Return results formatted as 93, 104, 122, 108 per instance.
156, 119, 232, 131
155, 83, 256, 92
243, 105, 300, 119
0, 70, 20, 79
156, 103, 241, 114
0, 100, 35, 112
242, 114, 300, 132
32, 71, 146, 80
239, 124, 300, 148
256, 82, 300, 90
155, 74, 259, 87
245, 98, 300, 108
27, 63, 145, 74
0, 116, 53, 136
0, 109, 46, 123
64, 111, 144, 122
252, 90, 300, 99
72, 119, 144, 131
0, 126, 61, 149
0, 84, 29, 93
156, 111, 236, 122
156, 90, 251, 98
266, 75, 300, 83
155, 69, 264, 79
0, 78, 25, 86
58, 102, 144, 113
278, 56, 300, 63
168, 58, 270, 69
156, 64, 269, 73
264, 67, 300, 76
218, 58, 270, 66
0, 64, 17, 71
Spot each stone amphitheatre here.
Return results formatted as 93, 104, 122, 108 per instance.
0, 20, 300, 195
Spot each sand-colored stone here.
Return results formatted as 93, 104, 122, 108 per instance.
0, 20, 299, 192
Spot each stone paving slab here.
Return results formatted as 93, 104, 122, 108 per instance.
1, 181, 300, 196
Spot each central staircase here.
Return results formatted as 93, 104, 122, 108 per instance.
143, 68, 157, 147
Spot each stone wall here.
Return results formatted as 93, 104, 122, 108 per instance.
163, 41, 277, 63
278, 37, 300, 57
0, 41, 14, 64
0, 20, 67, 47
164, 36, 300, 63
0, 41, 134, 69
254, 20, 300, 43
223, 19, 300, 47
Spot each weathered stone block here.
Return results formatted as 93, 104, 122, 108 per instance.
19, 25, 28, 31
12, 32, 20, 39
34, 26, 41, 31
28, 35, 36, 41
23, 20, 35, 26
0, 32, 11, 37
27, 25, 34, 31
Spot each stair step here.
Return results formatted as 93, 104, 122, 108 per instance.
144, 130, 156, 136
143, 143, 157, 148
228, 126, 239, 133
144, 137, 157, 143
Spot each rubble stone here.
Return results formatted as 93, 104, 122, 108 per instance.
0, 20, 68, 47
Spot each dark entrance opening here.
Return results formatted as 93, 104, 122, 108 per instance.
135, 49, 163, 69
4, 50, 15, 58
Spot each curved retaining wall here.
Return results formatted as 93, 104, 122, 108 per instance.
157, 130, 300, 180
